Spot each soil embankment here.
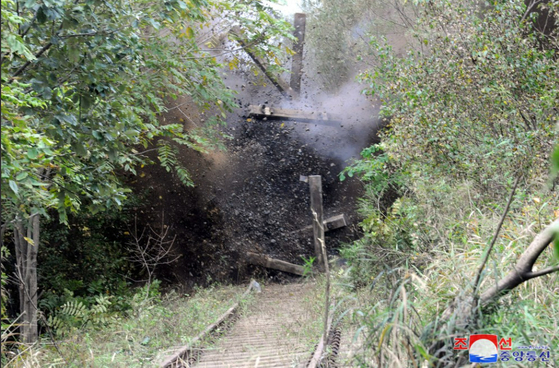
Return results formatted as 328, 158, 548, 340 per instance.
130, 69, 380, 288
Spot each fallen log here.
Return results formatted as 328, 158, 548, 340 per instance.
246, 252, 305, 276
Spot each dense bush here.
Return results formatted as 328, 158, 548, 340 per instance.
360, 0, 558, 188
339, 0, 559, 366
38, 206, 136, 316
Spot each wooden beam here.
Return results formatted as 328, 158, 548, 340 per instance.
290, 13, 306, 94
308, 175, 325, 272
230, 27, 294, 98
246, 252, 305, 276
292, 214, 349, 234
248, 105, 340, 124
324, 214, 347, 231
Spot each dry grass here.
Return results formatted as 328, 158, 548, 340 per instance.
337, 181, 559, 367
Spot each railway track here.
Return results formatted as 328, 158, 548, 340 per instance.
194, 282, 318, 368
162, 280, 360, 367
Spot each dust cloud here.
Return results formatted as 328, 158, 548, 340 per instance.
278, 80, 381, 164
220, 67, 381, 167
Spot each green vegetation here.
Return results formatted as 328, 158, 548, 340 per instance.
336, 0, 559, 366
2, 0, 558, 366
299, 276, 327, 354
1, 0, 293, 348
4, 283, 254, 367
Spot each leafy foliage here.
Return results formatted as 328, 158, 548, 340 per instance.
1, 0, 293, 224
338, 0, 559, 366
45, 294, 113, 337
37, 203, 137, 315
359, 0, 558, 188
341, 144, 408, 199
0, 246, 9, 321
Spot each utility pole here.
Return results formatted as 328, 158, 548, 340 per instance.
290, 13, 306, 96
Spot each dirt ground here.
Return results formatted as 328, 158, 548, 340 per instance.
128, 68, 381, 290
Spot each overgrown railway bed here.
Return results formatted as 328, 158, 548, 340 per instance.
161, 281, 355, 368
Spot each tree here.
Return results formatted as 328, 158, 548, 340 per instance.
1, 0, 292, 343
301, 0, 418, 92
360, 0, 558, 187
342, 0, 558, 365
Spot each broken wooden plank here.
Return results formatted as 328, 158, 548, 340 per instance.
308, 175, 325, 272
324, 214, 348, 230
290, 13, 306, 94
230, 27, 295, 98
246, 252, 305, 276
248, 105, 339, 123
290, 214, 349, 235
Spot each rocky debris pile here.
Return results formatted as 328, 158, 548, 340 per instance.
132, 70, 373, 288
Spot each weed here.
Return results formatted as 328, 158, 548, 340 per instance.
4, 283, 255, 367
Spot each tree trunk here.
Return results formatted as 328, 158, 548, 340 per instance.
13, 214, 40, 344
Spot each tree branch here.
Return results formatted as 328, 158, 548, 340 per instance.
480, 218, 559, 305
11, 42, 53, 79
525, 265, 559, 279
10, 30, 110, 81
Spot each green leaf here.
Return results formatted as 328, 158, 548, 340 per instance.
5, 34, 36, 60
414, 344, 430, 360
27, 148, 38, 159
9, 180, 19, 194
551, 145, 559, 179
185, 26, 194, 39
149, 18, 160, 29
16, 172, 29, 181
55, 114, 78, 126
72, 142, 88, 157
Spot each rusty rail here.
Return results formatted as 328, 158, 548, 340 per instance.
307, 313, 332, 368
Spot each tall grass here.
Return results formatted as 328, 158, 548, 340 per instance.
3, 283, 255, 368
339, 180, 558, 367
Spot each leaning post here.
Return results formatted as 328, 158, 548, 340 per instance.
308, 175, 325, 272
306, 175, 330, 344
